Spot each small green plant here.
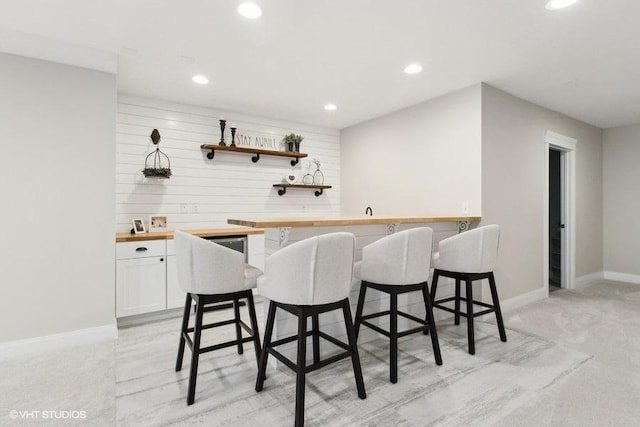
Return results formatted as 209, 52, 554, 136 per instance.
283, 133, 304, 144
283, 133, 304, 152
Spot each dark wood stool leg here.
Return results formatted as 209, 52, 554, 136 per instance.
353, 281, 368, 341
295, 308, 308, 427
256, 300, 276, 392
489, 273, 507, 342
421, 283, 442, 365
233, 298, 244, 355
176, 293, 192, 372
342, 299, 366, 399
187, 297, 204, 405
454, 279, 461, 325
312, 313, 320, 365
430, 271, 440, 302
390, 291, 398, 384
465, 278, 475, 355
246, 291, 262, 368
427, 271, 441, 334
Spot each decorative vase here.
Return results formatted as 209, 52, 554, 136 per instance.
287, 142, 294, 152
230, 127, 236, 147
294, 142, 300, 152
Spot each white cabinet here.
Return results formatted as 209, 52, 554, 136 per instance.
116, 240, 167, 317
165, 239, 185, 309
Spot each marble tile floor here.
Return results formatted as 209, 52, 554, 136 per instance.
2, 280, 640, 426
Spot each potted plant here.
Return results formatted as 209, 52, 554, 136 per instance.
283, 133, 304, 152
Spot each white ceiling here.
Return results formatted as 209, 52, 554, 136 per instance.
1, 0, 639, 130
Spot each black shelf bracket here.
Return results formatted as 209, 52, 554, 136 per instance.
277, 187, 287, 196
314, 189, 324, 197
207, 149, 215, 160
252, 153, 260, 163
290, 157, 300, 166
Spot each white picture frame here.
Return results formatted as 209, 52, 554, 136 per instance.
132, 218, 146, 234
149, 215, 168, 232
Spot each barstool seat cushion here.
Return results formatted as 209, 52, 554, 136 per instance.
432, 224, 499, 273
243, 264, 262, 289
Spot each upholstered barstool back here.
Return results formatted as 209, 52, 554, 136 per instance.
257, 231, 355, 305
255, 232, 366, 427
174, 231, 262, 405
433, 224, 499, 273
431, 224, 506, 355
353, 227, 442, 383
356, 227, 432, 285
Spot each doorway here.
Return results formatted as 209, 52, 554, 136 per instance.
544, 131, 576, 293
549, 149, 563, 291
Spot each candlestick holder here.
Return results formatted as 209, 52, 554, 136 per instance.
230, 127, 237, 147
218, 119, 227, 146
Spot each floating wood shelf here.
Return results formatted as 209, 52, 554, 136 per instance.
273, 184, 332, 197
201, 144, 308, 166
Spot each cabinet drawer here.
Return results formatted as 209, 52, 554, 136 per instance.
117, 240, 166, 260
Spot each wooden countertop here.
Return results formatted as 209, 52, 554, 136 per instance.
227, 216, 481, 228
116, 227, 264, 243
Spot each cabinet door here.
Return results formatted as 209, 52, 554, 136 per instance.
116, 256, 167, 317
166, 255, 185, 309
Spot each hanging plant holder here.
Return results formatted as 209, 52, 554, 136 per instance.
143, 129, 172, 178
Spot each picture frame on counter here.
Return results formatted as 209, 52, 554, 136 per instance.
132, 218, 146, 234
149, 215, 168, 232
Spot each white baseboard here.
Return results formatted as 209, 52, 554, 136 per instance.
499, 286, 548, 313
604, 271, 640, 285
575, 271, 604, 288
0, 322, 118, 362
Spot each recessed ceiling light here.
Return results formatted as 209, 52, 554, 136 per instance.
238, 2, 262, 19
324, 104, 337, 111
404, 63, 423, 75
545, 0, 580, 10
192, 75, 209, 85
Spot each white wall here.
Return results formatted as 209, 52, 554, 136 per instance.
340, 84, 482, 216
0, 52, 116, 343
482, 84, 603, 300
603, 123, 640, 277
116, 96, 340, 232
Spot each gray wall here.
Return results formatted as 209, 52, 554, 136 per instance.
603, 123, 640, 275
482, 84, 603, 300
340, 84, 482, 217
0, 53, 116, 343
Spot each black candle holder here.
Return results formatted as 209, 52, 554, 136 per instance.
218, 119, 227, 146
230, 127, 237, 147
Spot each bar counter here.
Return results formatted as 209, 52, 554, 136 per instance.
227, 215, 482, 366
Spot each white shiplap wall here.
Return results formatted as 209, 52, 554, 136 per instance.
116, 95, 341, 232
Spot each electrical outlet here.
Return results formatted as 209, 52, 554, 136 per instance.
461, 202, 469, 214
191, 205, 199, 214
180, 204, 188, 214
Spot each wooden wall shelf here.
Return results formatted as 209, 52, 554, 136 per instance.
201, 144, 308, 166
273, 184, 332, 197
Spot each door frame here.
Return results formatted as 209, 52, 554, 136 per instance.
544, 131, 576, 292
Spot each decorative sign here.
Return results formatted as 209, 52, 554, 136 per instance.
234, 132, 281, 151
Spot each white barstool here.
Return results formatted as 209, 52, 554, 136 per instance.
430, 224, 507, 355
255, 232, 366, 427
174, 230, 263, 405
353, 227, 442, 384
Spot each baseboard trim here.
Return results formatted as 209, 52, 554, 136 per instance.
499, 286, 548, 313
0, 322, 118, 362
604, 271, 640, 285
575, 271, 604, 288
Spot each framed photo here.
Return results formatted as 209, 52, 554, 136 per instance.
149, 215, 168, 232
132, 218, 146, 234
